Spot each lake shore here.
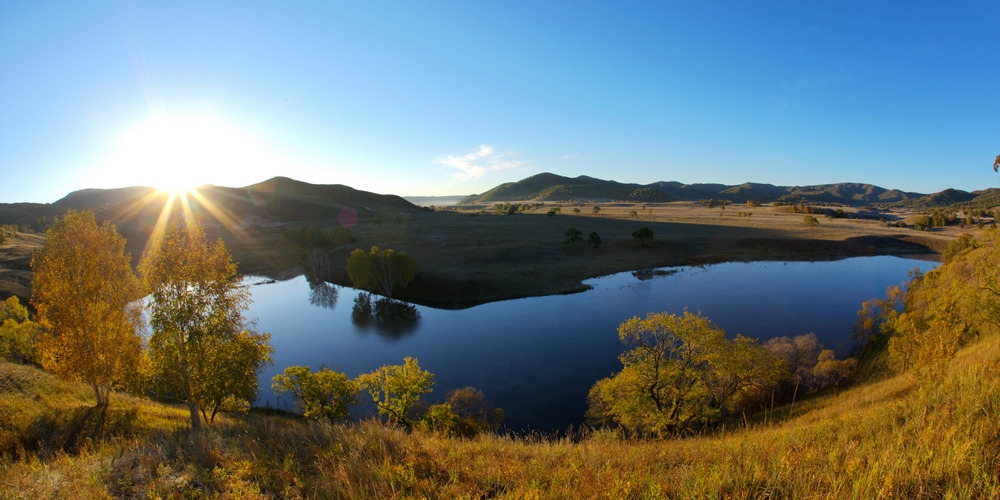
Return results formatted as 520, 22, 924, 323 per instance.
222, 202, 957, 308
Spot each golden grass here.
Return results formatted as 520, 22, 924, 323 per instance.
2, 334, 999, 498
212, 202, 957, 308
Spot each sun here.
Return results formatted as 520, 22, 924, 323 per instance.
102, 111, 263, 194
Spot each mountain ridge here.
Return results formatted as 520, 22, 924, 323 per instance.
460, 172, 992, 207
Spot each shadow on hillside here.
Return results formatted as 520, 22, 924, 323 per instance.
7, 403, 140, 457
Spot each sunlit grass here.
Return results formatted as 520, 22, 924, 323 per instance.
2, 336, 999, 498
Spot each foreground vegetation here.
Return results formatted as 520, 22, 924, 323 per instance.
2, 206, 999, 496
1, 331, 998, 497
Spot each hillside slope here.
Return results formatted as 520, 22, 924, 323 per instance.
0, 177, 423, 229
2, 333, 997, 497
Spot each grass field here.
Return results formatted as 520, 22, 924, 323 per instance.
2, 331, 997, 498
223, 201, 958, 307
0, 201, 964, 307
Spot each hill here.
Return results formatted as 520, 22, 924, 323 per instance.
0, 177, 423, 229
462, 172, 994, 208
460, 173, 673, 204
1, 327, 997, 497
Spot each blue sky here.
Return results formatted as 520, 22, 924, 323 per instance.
2, 2, 999, 203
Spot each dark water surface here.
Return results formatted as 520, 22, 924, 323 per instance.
248, 256, 937, 432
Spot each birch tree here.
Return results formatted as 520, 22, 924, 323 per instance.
31, 209, 143, 406
140, 220, 271, 430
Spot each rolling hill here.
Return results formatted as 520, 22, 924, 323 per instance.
0, 177, 423, 229
460, 172, 991, 208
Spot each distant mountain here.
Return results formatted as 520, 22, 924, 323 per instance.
0, 177, 422, 228
460, 173, 673, 204
461, 172, 996, 208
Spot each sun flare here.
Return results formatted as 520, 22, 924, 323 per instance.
102, 111, 267, 193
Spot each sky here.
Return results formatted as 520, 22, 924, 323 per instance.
2, 2, 1000, 204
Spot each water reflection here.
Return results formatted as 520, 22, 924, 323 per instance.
307, 279, 339, 310
351, 292, 421, 340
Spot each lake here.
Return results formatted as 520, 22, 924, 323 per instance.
248, 256, 938, 432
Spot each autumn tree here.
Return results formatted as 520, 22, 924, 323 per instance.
564, 227, 583, 246
812, 350, 857, 395
587, 310, 785, 437
0, 296, 40, 363
357, 356, 434, 428
140, 220, 272, 430
632, 227, 654, 246
272, 365, 359, 420
419, 386, 504, 437
346, 246, 418, 299
764, 333, 822, 403
31, 209, 143, 406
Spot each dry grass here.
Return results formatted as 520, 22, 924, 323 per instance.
0, 203, 963, 308
3, 334, 999, 498
216, 202, 959, 308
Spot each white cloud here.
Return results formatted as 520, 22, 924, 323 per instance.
435, 145, 524, 181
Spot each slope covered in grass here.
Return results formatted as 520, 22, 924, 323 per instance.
2, 331, 998, 498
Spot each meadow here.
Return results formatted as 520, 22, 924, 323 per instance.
1, 326, 997, 498
213, 201, 954, 308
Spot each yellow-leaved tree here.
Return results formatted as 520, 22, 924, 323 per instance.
587, 310, 786, 437
31, 209, 143, 406
140, 220, 272, 430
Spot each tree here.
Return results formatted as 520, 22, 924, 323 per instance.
941, 232, 978, 263
140, 220, 272, 430
588, 232, 602, 248
587, 310, 784, 437
564, 227, 583, 246
632, 227, 654, 246
200, 328, 273, 422
31, 209, 143, 406
592, 206, 602, 215
803, 215, 819, 227
272, 365, 359, 420
346, 246, 418, 299
629, 210, 638, 218
418, 387, 504, 437
812, 350, 856, 395
0, 296, 40, 363
357, 357, 434, 428
764, 333, 822, 403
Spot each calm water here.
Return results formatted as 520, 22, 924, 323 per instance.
248, 256, 937, 432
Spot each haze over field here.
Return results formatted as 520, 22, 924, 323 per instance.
3, 2, 999, 204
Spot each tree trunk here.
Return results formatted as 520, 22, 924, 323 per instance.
92, 382, 107, 407
189, 401, 203, 431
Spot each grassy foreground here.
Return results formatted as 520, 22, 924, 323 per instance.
2, 335, 999, 498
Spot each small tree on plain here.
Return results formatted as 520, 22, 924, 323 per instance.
565, 227, 583, 246
588, 232, 602, 248
632, 227, 654, 246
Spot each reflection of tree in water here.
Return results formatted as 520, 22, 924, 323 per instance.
307, 279, 339, 310
631, 268, 678, 281
304, 249, 340, 310
351, 292, 420, 340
